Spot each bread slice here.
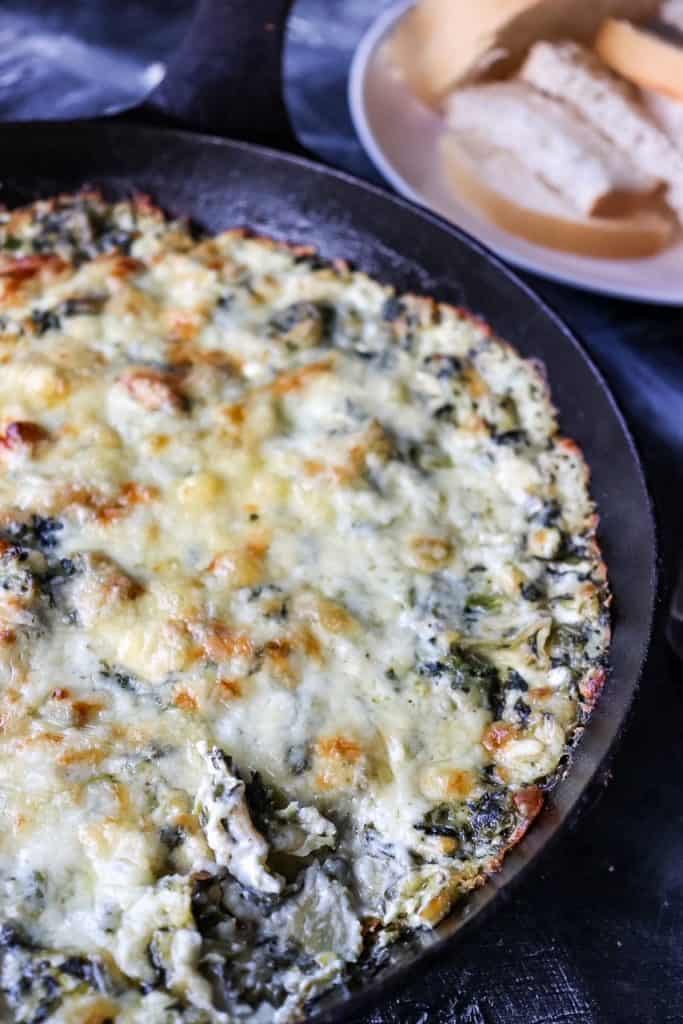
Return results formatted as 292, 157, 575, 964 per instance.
642, 88, 683, 148
595, 8, 683, 103
445, 82, 659, 217
439, 132, 674, 258
521, 41, 683, 217
391, 0, 660, 106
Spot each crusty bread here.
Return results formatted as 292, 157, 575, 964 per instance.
391, 0, 660, 106
445, 81, 659, 216
521, 41, 683, 217
643, 88, 683, 148
595, 12, 683, 103
439, 132, 674, 258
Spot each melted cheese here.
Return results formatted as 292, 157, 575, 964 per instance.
0, 194, 609, 1022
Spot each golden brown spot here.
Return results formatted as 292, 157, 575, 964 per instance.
579, 669, 607, 708
208, 532, 269, 589
148, 433, 171, 453
513, 785, 544, 822
298, 624, 324, 662
174, 688, 199, 712
317, 735, 363, 763
111, 781, 132, 817
0, 689, 22, 733
189, 238, 228, 270
163, 309, 204, 342
171, 340, 242, 374
263, 638, 297, 684
83, 1001, 120, 1024
303, 459, 326, 477
71, 701, 105, 727
201, 621, 254, 662
530, 686, 554, 701
58, 747, 105, 767
444, 769, 475, 799
420, 888, 456, 926
0, 626, 16, 645
464, 366, 489, 400
419, 763, 475, 801
96, 253, 145, 279
317, 596, 356, 635
409, 535, 454, 572
97, 481, 158, 523
18, 732, 63, 749
88, 552, 143, 602
482, 721, 518, 752
351, 420, 393, 467
0, 420, 50, 452
0, 253, 66, 282
224, 402, 246, 426
271, 359, 334, 395
217, 678, 243, 700
315, 734, 364, 791
120, 368, 187, 413
327, 421, 394, 485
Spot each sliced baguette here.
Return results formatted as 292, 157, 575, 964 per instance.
595, 14, 683, 103
642, 88, 683, 148
445, 81, 659, 217
439, 132, 673, 258
391, 0, 660, 106
520, 41, 683, 217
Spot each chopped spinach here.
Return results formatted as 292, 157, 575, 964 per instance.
30, 309, 61, 337
422, 353, 462, 379
60, 295, 106, 317
507, 669, 529, 692
293, 252, 331, 271
159, 825, 186, 850
286, 743, 311, 776
464, 592, 503, 616
381, 296, 405, 322
267, 300, 334, 347
4, 516, 64, 552
468, 791, 514, 846
418, 789, 515, 855
446, 644, 500, 694
521, 580, 544, 602
492, 428, 528, 447
513, 696, 532, 725
98, 662, 139, 694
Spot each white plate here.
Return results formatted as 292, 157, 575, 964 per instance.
348, 0, 683, 304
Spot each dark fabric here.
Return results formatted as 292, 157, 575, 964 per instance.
0, 0, 195, 119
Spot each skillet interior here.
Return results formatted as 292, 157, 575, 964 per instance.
0, 120, 656, 1021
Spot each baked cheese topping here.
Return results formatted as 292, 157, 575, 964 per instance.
0, 193, 610, 1023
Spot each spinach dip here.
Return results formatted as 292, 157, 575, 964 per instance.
0, 193, 610, 1023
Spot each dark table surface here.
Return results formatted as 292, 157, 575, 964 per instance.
2, 2, 682, 1021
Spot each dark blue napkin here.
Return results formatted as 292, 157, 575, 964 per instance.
0, 0, 196, 120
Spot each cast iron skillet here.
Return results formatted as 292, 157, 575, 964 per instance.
0, 1, 656, 1020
